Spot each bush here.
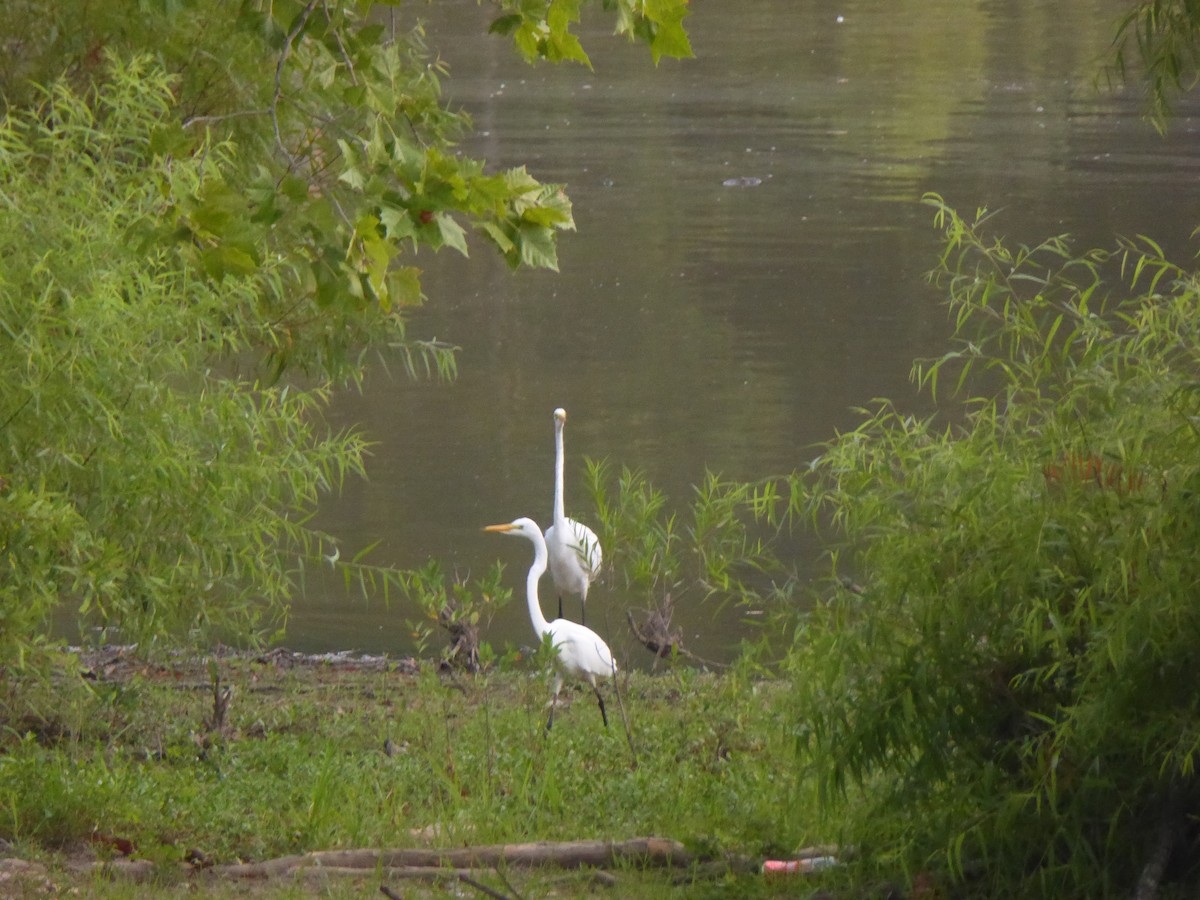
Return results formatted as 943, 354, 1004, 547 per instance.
0, 60, 370, 668
787, 195, 1200, 896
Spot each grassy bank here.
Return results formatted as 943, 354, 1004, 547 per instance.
0, 647, 825, 897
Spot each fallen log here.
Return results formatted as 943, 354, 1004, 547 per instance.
216, 837, 691, 878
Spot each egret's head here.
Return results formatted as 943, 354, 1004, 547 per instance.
553, 407, 567, 424
484, 517, 539, 539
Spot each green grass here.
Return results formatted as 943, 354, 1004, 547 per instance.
0, 651, 825, 897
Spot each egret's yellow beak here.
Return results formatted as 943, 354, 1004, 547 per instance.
484, 523, 516, 533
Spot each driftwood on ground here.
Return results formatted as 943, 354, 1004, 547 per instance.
626, 598, 683, 659
626, 595, 727, 669
18, 839, 845, 896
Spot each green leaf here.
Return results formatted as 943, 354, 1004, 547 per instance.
517, 222, 559, 271
436, 214, 469, 257
546, 29, 590, 66
336, 139, 366, 190
479, 221, 515, 255
189, 179, 249, 237
281, 175, 310, 204
379, 204, 417, 241
148, 121, 190, 157
645, 0, 693, 62
488, 14, 522, 36
200, 242, 255, 277
650, 16, 693, 63
249, 190, 283, 226
386, 266, 424, 307
545, 0, 592, 67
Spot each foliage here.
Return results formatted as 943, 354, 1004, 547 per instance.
0, 62, 381, 668
1111, 0, 1200, 131
784, 194, 1200, 896
585, 460, 789, 608
581, 460, 793, 667
402, 560, 512, 671
488, 0, 693, 66
0, 0, 690, 382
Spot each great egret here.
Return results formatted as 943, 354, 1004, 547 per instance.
543, 407, 603, 626
485, 517, 616, 730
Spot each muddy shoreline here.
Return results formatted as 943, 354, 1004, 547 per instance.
71, 643, 422, 682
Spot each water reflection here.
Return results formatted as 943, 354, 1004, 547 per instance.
292, 0, 1200, 663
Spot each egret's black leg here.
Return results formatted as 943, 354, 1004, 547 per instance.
557, 594, 564, 621
546, 677, 562, 731
595, 687, 608, 728
580, 602, 586, 627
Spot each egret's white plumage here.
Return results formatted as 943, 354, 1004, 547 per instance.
543, 408, 603, 625
485, 517, 615, 730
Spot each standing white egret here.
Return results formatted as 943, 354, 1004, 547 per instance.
544, 407, 603, 626
485, 517, 616, 730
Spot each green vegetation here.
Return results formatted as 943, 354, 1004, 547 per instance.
6, 0, 1200, 897
0, 60, 373, 671
1113, 0, 1200, 129
587, 461, 791, 611
782, 197, 1200, 896
0, 654, 805, 896
404, 560, 513, 671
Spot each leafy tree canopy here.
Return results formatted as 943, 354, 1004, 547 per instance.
0, 0, 691, 380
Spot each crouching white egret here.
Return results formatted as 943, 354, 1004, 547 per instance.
485, 517, 616, 730
543, 407, 603, 626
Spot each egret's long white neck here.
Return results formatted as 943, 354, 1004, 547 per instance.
553, 418, 566, 528
526, 526, 551, 636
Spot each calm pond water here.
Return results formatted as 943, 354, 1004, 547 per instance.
290, 0, 1200, 662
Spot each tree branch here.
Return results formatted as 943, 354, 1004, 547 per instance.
272, 0, 321, 166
